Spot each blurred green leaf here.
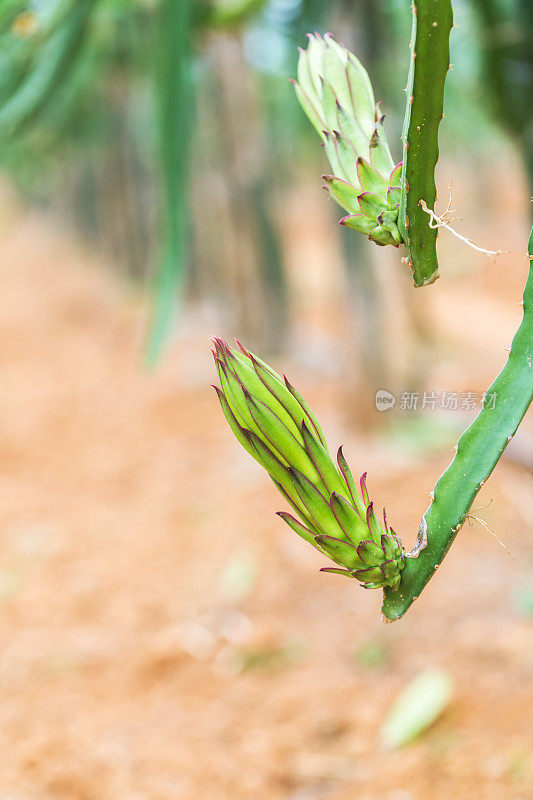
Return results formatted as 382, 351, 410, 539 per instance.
380, 668, 453, 749
145, 0, 193, 365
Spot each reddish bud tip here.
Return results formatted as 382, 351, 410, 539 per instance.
234, 338, 250, 357
365, 502, 375, 531
360, 471, 369, 500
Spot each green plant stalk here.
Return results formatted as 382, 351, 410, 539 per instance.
398, 0, 453, 286
145, 0, 193, 366
382, 229, 533, 621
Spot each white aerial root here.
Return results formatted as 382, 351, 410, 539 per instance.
419, 185, 503, 260
466, 500, 514, 559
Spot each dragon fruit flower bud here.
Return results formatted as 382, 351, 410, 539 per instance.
293, 33, 403, 248
212, 338, 405, 591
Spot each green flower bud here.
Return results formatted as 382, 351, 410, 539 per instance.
212, 338, 405, 591
292, 33, 403, 248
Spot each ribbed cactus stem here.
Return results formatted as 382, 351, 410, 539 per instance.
399, 0, 453, 286
382, 227, 533, 620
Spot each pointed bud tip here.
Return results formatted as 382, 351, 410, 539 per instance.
234, 337, 250, 357
210, 335, 227, 350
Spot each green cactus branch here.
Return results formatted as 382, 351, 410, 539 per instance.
398, 0, 453, 286
382, 228, 533, 621
213, 16, 533, 623
213, 231, 532, 617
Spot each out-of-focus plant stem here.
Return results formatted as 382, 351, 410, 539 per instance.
0, 0, 96, 138
145, 0, 193, 367
470, 0, 533, 217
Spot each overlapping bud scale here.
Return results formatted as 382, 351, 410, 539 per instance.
292, 32, 403, 247
212, 338, 405, 590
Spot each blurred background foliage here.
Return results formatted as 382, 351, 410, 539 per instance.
0, 0, 531, 365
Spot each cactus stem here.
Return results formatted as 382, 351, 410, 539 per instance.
399, 0, 453, 286
382, 228, 533, 620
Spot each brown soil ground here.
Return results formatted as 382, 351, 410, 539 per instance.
0, 164, 532, 800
